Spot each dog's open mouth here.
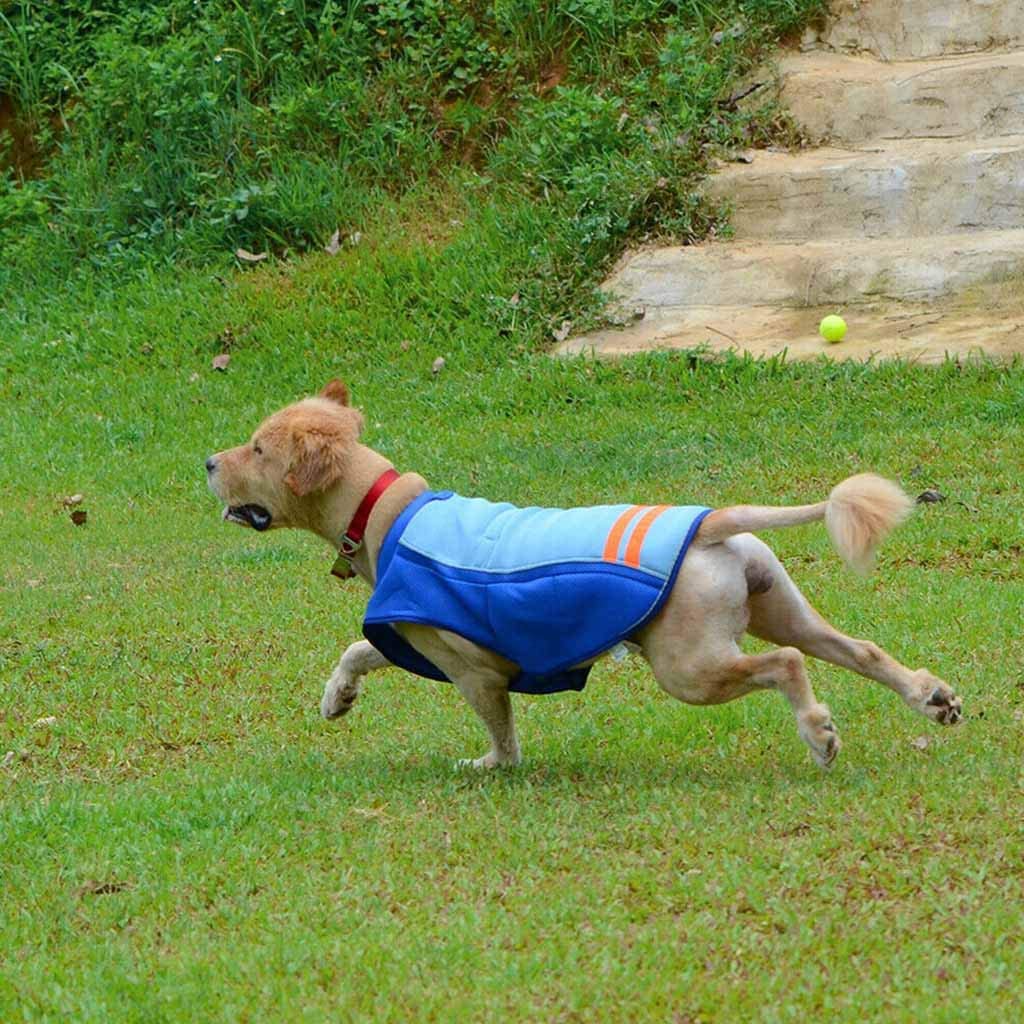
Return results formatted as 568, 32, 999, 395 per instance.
223, 504, 272, 531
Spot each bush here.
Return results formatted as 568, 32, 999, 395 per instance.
0, 0, 826, 281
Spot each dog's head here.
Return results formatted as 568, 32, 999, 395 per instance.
206, 379, 363, 531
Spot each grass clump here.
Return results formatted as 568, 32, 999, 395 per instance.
2, 0, 825, 285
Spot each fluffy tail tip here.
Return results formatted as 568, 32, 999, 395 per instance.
825, 473, 912, 573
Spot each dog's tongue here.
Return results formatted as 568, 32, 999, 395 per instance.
226, 504, 272, 531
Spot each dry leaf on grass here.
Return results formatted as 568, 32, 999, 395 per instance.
75, 879, 131, 898
212, 353, 231, 371
234, 248, 267, 263
431, 356, 446, 375
62, 494, 84, 508
324, 229, 342, 255
911, 736, 930, 751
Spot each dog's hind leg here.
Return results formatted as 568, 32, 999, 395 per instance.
642, 554, 840, 768
396, 624, 522, 768
649, 641, 841, 769
738, 535, 963, 726
449, 672, 521, 769
321, 640, 390, 719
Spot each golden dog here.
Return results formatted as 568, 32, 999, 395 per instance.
207, 380, 963, 768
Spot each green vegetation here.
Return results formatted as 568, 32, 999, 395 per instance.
2, 0, 819, 286
3, 1, 1023, 1020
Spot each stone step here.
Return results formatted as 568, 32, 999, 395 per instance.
780, 50, 1024, 144
706, 135, 1024, 240
818, 0, 1024, 60
558, 302, 1024, 363
601, 231, 1024, 309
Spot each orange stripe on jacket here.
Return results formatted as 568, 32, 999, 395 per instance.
623, 505, 670, 567
602, 505, 647, 562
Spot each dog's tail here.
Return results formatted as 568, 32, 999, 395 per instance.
696, 473, 912, 573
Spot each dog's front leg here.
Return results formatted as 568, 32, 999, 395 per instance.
321, 640, 390, 718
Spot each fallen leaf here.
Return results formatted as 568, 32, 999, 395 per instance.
911, 735, 929, 751
552, 320, 572, 343
62, 494, 84, 508
431, 356, 446, 375
235, 248, 267, 263
212, 353, 230, 371
509, 292, 520, 307
1, 751, 14, 769
916, 489, 946, 504
70, 509, 88, 526
189, 372, 200, 383
75, 879, 131, 898
33, 716, 57, 728
324, 229, 342, 255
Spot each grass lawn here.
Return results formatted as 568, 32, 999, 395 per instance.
3, 245, 1023, 1021
3, 0, 1023, 1018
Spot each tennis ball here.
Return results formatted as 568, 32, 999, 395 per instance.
819, 314, 847, 343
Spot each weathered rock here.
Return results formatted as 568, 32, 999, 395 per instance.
780, 50, 1024, 143
705, 136, 1024, 240
558, 302, 1024, 363
821, 0, 1024, 60
602, 231, 1024, 307
563, 0, 1024, 361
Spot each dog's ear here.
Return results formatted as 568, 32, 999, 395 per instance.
285, 424, 347, 497
285, 407, 362, 496
320, 379, 350, 407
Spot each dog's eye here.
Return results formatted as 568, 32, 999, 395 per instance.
253, 443, 263, 455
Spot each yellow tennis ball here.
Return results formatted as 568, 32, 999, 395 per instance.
819, 314, 847, 343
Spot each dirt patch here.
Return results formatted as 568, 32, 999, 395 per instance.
0, 94, 42, 176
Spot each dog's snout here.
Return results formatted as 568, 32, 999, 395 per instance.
205, 456, 218, 474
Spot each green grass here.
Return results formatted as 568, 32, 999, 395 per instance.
3, 0, 1024, 1018
1, 0, 822, 286
2, 242, 1024, 1020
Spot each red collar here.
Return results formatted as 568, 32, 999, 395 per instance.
330, 468, 401, 580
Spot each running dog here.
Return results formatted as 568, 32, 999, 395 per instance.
206, 380, 963, 769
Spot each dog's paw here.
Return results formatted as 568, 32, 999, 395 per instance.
320, 675, 360, 719
909, 671, 963, 726
454, 750, 521, 770
797, 704, 841, 770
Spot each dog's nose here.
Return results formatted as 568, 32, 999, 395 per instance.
205, 456, 218, 474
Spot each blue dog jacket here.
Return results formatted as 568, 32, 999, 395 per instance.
363, 492, 711, 695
